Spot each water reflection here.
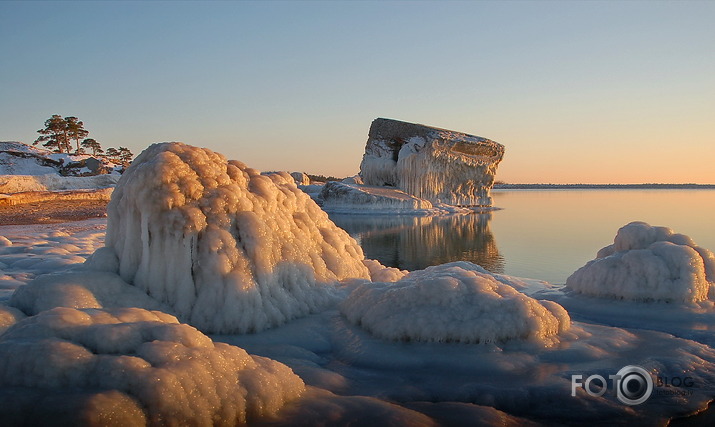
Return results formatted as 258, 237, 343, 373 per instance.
329, 213, 504, 273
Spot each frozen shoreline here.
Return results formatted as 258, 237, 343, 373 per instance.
1, 217, 714, 425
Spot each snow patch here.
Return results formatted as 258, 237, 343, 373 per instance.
341, 262, 570, 344
0, 174, 118, 193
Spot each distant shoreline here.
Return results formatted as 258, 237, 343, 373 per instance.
493, 183, 715, 190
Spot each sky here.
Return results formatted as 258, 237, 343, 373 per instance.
1, 1, 713, 184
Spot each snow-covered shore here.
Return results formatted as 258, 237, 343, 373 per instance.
2, 217, 715, 425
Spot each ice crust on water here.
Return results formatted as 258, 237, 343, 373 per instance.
320, 181, 434, 213
566, 221, 715, 303
105, 142, 369, 333
341, 262, 571, 344
0, 307, 305, 425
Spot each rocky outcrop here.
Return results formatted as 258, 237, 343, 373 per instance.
359, 118, 505, 206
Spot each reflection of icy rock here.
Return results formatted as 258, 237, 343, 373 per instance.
566, 222, 715, 303
0, 307, 304, 425
332, 213, 504, 272
341, 262, 570, 344
320, 181, 433, 213
105, 142, 370, 334
359, 118, 504, 206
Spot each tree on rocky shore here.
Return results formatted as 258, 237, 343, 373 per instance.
81, 138, 104, 156
33, 114, 135, 168
34, 114, 71, 153
117, 147, 134, 166
65, 116, 89, 153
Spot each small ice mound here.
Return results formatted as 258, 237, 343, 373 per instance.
9, 271, 168, 316
363, 259, 408, 282
0, 304, 25, 335
104, 142, 370, 334
340, 262, 570, 344
566, 221, 715, 303
0, 307, 305, 425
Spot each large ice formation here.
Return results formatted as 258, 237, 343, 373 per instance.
0, 307, 304, 425
359, 118, 505, 206
566, 221, 715, 303
104, 142, 370, 334
341, 262, 570, 344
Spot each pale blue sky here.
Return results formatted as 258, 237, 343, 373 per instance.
1, 1, 713, 183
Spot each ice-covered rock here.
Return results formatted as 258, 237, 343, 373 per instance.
320, 181, 434, 213
290, 171, 311, 185
359, 118, 505, 206
341, 262, 570, 344
566, 221, 715, 303
104, 142, 370, 334
0, 307, 305, 425
341, 175, 363, 185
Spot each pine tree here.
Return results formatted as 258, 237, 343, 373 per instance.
34, 114, 71, 153
117, 147, 134, 166
81, 138, 104, 156
105, 147, 120, 162
65, 116, 89, 153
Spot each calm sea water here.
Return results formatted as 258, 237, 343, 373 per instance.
329, 189, 715, 284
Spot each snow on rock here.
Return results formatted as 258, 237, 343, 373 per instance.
566, 221, 715, 303
105, 142, 370, 334
342, 175, 363, 185
359, 118, 505, 206
341, 262, 570, 344
320, 181, 434, 213
0, 141, 119, 178
0, 307, 305, 425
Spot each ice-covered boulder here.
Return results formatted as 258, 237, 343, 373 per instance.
0, 307, 304, 425
320, 181, 434, 213
566, 222, 715, 303
104, 142, 370, 334
341, 262, 570, 344
341, 175, 363, 185
290, 171, 311, 185
359, 118, 505, 206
